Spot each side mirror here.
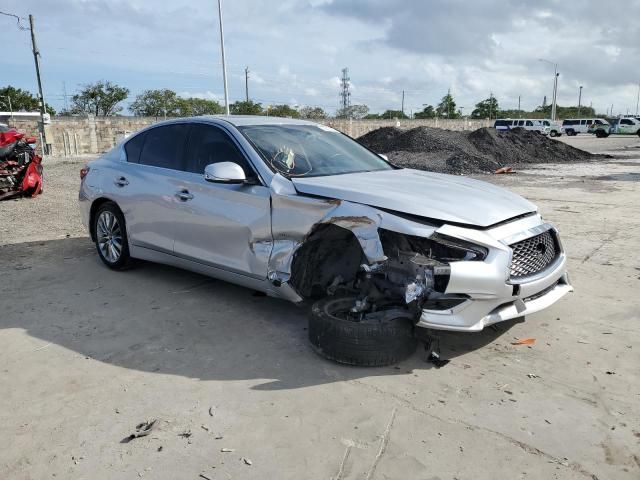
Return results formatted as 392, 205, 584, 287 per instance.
379, 154, 389, 161
204, 162, 247, 184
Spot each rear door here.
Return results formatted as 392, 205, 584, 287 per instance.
170, 123, 272, 278
115, 123, 190, 253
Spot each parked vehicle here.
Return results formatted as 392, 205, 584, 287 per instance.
494, 119, 550, 135
79, 116, 572, 366
561, 118, 608, 136
540, 119, 563, 137
0, 125, 44, 201
588, 117, 640, 138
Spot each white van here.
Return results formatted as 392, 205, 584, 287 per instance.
561, 118, 608, 136
493, 119, 549, 135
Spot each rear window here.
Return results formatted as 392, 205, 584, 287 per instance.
124, 132, 146, 163
494, 120, 509, 127
563, 120, 577, 126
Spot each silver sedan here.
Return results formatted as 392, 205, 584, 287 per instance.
79, 116, 572, 362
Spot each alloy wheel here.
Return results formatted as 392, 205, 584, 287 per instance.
96, 211, 123, 263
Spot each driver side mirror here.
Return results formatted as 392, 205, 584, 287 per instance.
204, 162, 247, 184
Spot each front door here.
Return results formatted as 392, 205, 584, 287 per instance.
171, 123, 272, 278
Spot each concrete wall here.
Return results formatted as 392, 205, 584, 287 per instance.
9, 116, 493, 156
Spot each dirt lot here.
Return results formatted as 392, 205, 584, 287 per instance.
1, 135, 639, 479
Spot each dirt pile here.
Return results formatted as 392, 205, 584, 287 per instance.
358, 126, 598, 174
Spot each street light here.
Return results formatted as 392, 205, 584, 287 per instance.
216, 0, 230, 115
539, 59, 559, 121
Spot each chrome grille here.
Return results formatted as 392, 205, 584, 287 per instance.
509, 230, 559, 279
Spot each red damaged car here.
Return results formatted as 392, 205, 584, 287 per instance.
0, 124, 43, 201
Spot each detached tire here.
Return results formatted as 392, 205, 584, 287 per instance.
309, 296, 418, 366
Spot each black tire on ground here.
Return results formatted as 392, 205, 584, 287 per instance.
566, 129, 575, 136
549, 130, 557, 137
308, 296, 418, 366
93, 201, 132, 270
595, 130, 605, 138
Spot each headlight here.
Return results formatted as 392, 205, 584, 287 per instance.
428, 233, 488, 261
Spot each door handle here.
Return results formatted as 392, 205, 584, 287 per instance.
114, 176, 129, 187
175, 189, 194, 201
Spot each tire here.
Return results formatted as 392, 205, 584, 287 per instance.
565, 129, 574, 136
595, 130, 605, 138
93, 202, 132, 270
308, 296, 418, 366
549, 130, 557, 137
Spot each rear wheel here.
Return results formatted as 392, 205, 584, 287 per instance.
93, 202, 132, 270
566, 129, 575, 136
549, 130, 557, 137
308, 296, 418, 366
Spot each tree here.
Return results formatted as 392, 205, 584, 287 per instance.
70, 81, 129, 116
471, 96, 499, 119
380, 109, 408, 119
336, 104, 369, 119
414, 105, 436, 119
436, 91, 460, 119
130, 89, 178, 118
0, 85, 55, 115
299, 106, 327, 120
175, 97, 223, 116
230, 100, 263, 115
267, 104, 300, 118
363, 113, 381, 119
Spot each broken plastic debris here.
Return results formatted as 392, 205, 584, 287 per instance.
511, 338, 536, 346
220, 448, 235, 453
121, 419, 157, 443
242, 457, 253, 465
494, 166, 515, 174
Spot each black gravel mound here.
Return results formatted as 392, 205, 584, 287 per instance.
358, 126, 598, 174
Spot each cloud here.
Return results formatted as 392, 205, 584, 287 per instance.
1, 0, 638, 116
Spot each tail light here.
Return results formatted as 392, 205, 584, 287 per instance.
80, 165, 90, 179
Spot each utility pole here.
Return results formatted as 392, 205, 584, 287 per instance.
636, 82, 639, 116
339, 68, 351, 115
539, 59, 558, 121
401, 90, 405, 116
577, 85, 583, 117
28, 14, 48, 152
244, 67, 249, 102
489, 92, 494, 120
216, 0, 229, 115
518, 95, 521, 118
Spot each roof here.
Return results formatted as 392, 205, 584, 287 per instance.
202, 115, 319, 127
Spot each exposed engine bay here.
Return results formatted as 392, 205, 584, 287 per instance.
290, 224, 485, 323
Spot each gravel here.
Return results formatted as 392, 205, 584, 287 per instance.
358, 126, 600, 174
0, 155, 92, 245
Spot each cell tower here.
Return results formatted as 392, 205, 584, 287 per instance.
339, 68, 351, 111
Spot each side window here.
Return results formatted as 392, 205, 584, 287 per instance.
517, 120, 525, 126
581, 120, 588, 125
139, 124, 190, 170
526, 120, 533, 126
124, 132, 146, 163
185, 124, 255, 178
621, 119, 632, 125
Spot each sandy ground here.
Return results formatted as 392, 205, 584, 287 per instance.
1, 135, 639, 479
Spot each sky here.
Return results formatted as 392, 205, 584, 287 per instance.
1, 0, 639, 116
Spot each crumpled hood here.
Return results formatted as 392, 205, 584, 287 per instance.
291, 169, 537, 228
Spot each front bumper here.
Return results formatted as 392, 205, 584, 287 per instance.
415, 215, 573, 332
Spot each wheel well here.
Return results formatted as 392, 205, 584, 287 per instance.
290, 224, 366, 299
89, 198, 120, 241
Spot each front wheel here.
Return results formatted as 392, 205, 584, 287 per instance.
94, 202, 132, 270
549, 130, 557, 137
308, 296, 418, 366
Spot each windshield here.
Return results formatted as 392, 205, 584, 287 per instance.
238, 124, 393, 178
